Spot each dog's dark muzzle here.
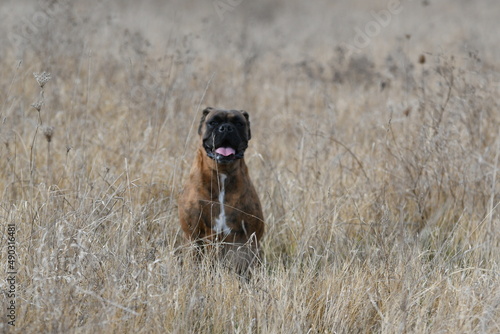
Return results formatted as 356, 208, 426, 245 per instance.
203, 124, 247, 164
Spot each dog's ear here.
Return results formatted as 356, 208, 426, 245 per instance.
241, 110, 251, 140
198, 107, 213, 135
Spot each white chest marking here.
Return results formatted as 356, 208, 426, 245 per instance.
214, 173, 231, 235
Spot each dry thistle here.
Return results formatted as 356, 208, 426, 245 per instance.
419, 54, 426, 64
33, 72, 51, 88
31, 99, 44, 112
43, 126, 55, 143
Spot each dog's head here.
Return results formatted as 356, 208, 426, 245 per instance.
198, 107, 252, 164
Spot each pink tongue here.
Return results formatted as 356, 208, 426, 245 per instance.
215, 147, 235, 156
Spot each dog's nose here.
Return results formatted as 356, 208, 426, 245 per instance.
218, 124, 234, 133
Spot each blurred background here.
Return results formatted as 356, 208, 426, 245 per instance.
4, 1, 500, 58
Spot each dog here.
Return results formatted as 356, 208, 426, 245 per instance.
178, 107, 264, 273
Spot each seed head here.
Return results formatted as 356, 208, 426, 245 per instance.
43, 126, 55, 143
33, 72, 51, 88
31, 99, 44, 112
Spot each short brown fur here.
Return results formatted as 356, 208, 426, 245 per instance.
178, 108, 264, 272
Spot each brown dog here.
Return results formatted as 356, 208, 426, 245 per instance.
178, 107, 264, 272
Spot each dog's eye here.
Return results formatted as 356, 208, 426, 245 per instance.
208, 121, 219, 127
235, 121, 244, 127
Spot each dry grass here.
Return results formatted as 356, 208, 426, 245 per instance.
1, 0, 500, 332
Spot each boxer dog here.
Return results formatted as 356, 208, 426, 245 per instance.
178, 107, 264, 273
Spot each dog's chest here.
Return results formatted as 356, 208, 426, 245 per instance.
207, 173, 249, 235
213, 173, 231, 235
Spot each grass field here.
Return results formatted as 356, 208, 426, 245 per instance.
1, 0, 500, 332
